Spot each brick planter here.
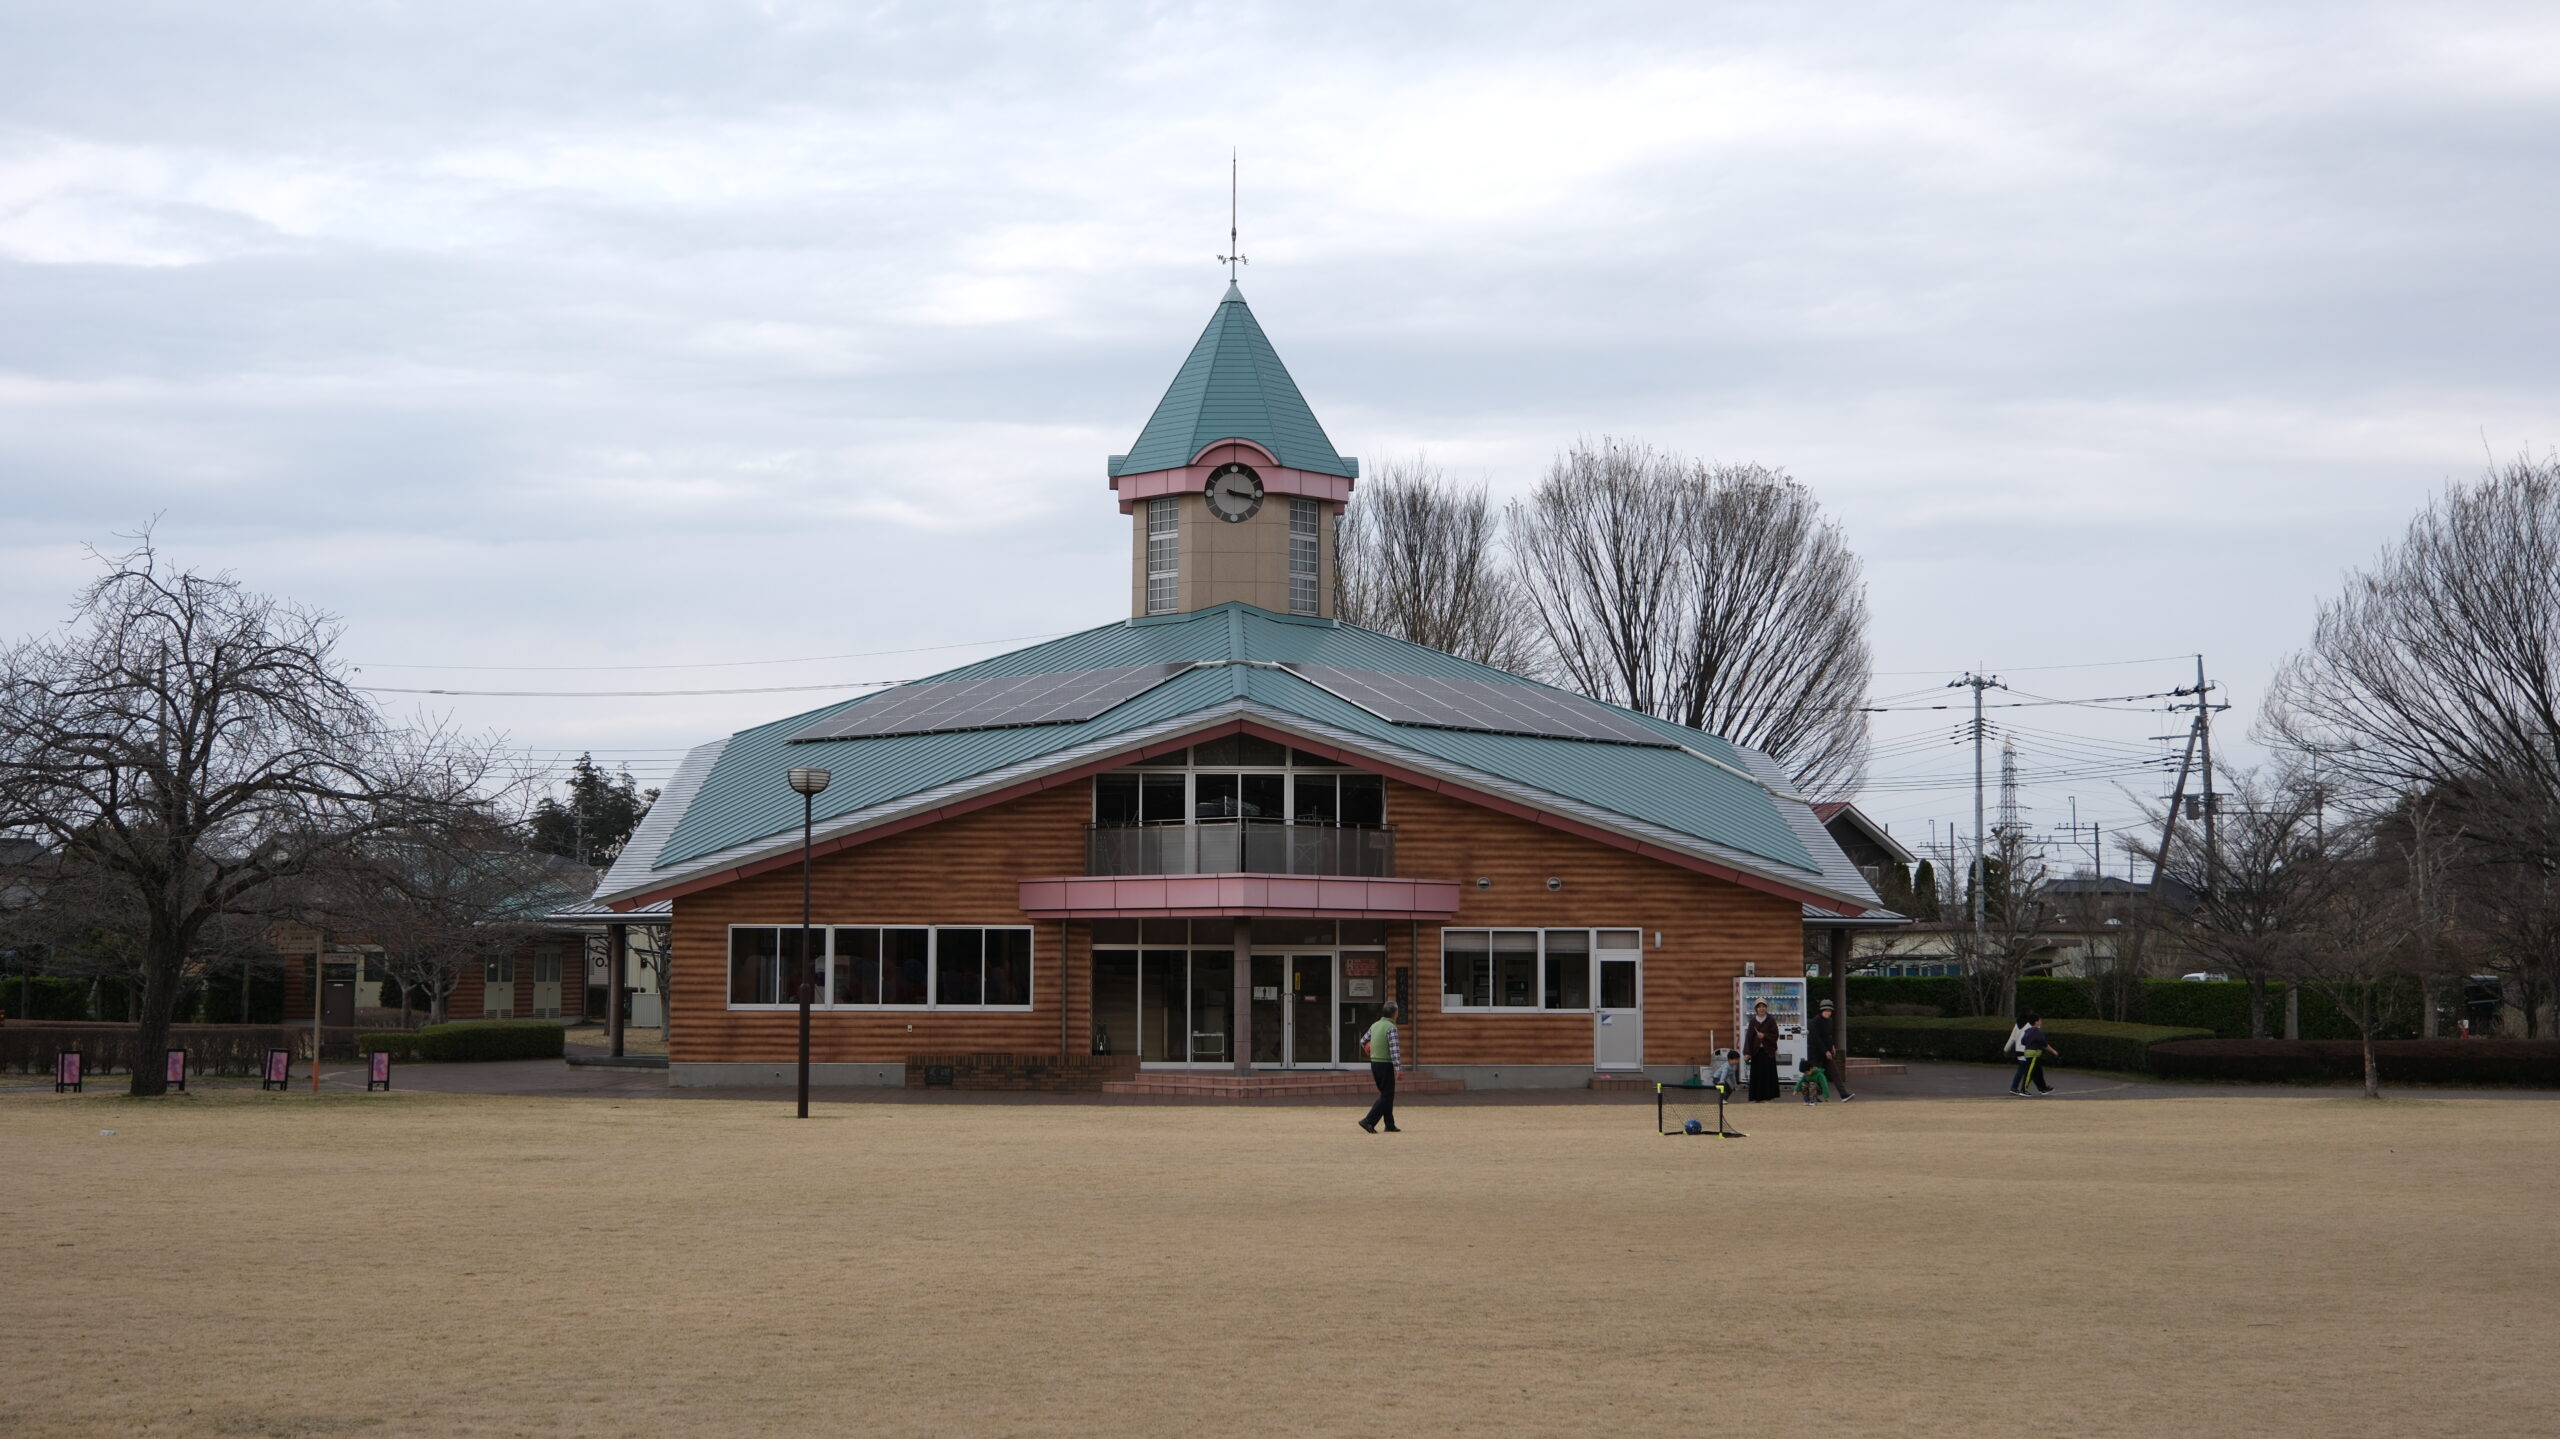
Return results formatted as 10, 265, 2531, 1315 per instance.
904, 1052, 1140, 1092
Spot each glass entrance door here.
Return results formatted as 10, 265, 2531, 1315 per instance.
1290, 955, 1335, 1065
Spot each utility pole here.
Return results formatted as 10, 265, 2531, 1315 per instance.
1950, 673, 2004, 960
2194, 656, 2220, 897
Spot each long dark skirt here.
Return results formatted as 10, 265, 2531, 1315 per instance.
1747, 1054, 1781, 1102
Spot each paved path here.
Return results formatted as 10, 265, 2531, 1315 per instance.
13, 1058, 2553, 1103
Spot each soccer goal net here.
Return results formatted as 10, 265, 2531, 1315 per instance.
1656, 1080, 1744, 1138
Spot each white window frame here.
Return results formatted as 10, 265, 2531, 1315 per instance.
723, 924, 1037, 1012
1089, 746, 1386, 828
1436, 927, 1642, 1014
1146, 496, 1180, 615
1288, 498, 1320, 615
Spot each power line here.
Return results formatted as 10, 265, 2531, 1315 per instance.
359, 678, 908, 698
350, 630, 1079, 673
1870, 652, 2198, 677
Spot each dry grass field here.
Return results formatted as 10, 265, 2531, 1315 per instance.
7, 1089, 2556, 1439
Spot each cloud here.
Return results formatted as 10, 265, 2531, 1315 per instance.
1, 0, 2553, 833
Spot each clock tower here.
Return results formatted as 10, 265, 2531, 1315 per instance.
1108, 282, 1358, 619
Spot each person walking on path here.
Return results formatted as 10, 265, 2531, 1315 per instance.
2009, 1013, 2058, 1096
1807, 998, 1854, 1102
1359, 1001, 1402, 1133
1744, 1000, 1782, 1103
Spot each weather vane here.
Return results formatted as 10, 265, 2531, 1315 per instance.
1216, 148, 1247, 281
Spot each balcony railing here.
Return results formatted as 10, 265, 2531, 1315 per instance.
1085, 821, 1395, 878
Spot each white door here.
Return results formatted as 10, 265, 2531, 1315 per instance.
532, 950, 563, 1018
482, 956, 515, 1018
1593, 948, 1642, 1069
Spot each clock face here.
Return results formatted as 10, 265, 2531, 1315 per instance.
1203, 462, 1265, 522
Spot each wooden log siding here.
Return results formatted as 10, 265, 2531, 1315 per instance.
666, 771, 1804, 1069
668, 783, 1090, 1065
1386, 783, 1803, 1069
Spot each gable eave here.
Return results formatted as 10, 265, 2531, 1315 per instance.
593, 699, 1870, 915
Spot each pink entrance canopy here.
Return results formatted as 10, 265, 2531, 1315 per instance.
1017, 873, 1462, 921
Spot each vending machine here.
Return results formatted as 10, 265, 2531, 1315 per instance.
1734, 976, 1809, 1086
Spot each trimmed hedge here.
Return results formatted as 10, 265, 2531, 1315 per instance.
1848, 1016, 2215, 1074
357, 1019, 564, 1063
1843, 974, 2425, 1040
0, 1023, 303, 1075
2148, 1039, 2560, 1088
1844, 976, 1968, 1016
5, 976, 96, 1021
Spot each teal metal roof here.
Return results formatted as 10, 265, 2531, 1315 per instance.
645, 605, 1823, 884
1107, 284, 1358, 480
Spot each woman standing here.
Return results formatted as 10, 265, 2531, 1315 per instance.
1745, 999, 1782, 1103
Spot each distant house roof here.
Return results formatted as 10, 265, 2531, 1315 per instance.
593, 604, 1880, 916
1107, 284, 1358, 480
1811, 801, 1915, 867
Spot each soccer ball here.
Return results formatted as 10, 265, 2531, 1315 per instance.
1683, 1118, 1704, 1135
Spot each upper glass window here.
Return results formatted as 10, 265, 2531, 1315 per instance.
1146, 497, 1179, 615
1288, 499, 1320, 615
1091, 748, 1384, 827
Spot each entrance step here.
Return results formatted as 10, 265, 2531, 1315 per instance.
1587, 1073, 1660, 1092
1101, 1070, 1467, 1099
1847, 1057, 1907, 1076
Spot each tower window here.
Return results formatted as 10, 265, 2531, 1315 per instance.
1146, 497, 1179, 615
1288, 499, 1319, 615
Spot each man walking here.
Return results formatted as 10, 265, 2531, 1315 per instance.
2009, 1012, 2058, 1096
1359, 1001, 1402, 1133
1808, 998, 1854, 1102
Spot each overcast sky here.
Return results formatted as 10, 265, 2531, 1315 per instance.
3, 1, 2554, 862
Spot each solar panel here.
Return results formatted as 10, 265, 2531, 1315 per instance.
786, 664, 1191, 743
1286, 666, 1678, 748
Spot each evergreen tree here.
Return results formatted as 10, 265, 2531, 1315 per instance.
1874, 859, 1916, 916
530, 755, 654, 864
1910, 859, 1941, 921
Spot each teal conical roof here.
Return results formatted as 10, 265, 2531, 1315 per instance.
1108, 283, 1358, 480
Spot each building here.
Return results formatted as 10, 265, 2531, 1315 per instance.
591, 282, 1883, 1089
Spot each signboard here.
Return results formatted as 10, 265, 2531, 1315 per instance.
367, 1051, 392, 1092
262, 1048, 292, 1090
166, 1049, 188, 1092
1346, 977, 1378, 1000
54, 1051, 82, 1093
1343, 956, 1381, 978
1252, 985, 1279, 1001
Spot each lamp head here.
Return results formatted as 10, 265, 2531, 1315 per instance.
786, 767, 833, 796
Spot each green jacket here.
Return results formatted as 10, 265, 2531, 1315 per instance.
1363, 1017, 1401, 1065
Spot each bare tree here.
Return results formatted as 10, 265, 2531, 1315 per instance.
1511, 439, 1871, 794
1336, 457, 1543, 674
2142, 767, 2342, 1037
2266, 452, 2560, 871
0, 540, 499, 1094
320, 810, 561, 1026
1954, 826, 2059, 1018
2289, 813, 2433, 1099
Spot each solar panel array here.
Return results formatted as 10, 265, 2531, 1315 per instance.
787, 663, 1191, 744
1286, 665, 1678, 748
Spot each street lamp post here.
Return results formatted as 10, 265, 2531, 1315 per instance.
787, 766, 833, 1119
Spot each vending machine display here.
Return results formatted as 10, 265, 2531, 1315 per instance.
1734, 976, 1810, 1085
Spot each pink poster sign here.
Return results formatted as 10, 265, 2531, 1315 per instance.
57, 1051, 80, 1087
167, 1049, 187, 1083
370, 1051, 390, 1085
265, 1049, 290, 1084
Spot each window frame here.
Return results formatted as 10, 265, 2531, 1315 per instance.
724, 924, 1037, 1012
1088, 747, 1387, 830
1287, 498, 1320, 615
1145, 496, 1180, 615
1436, 927, 1642, 1014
